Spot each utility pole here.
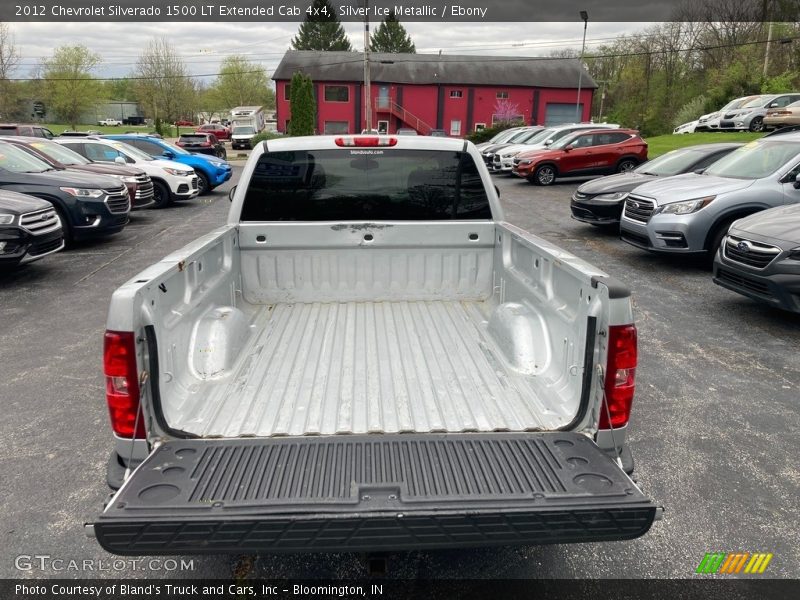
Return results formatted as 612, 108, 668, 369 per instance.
763, 21, 774, 78
598, 80, 607, 121
576, 10, 589, 123
362, 0, 372, 132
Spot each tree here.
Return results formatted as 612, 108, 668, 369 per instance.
288, 72, 315, 136
208, 55, 275, 109
41, 45, 103, 129
135, 37, 195, 134
0, 23, 20, 119
291, 0, 352, 51
370, 11, 416, 53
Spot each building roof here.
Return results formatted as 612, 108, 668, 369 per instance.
273, 51, 597, 89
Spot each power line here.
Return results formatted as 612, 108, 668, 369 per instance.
8, 34, 798, 82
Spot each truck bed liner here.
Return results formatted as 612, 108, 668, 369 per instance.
94, 433, 656, 554
169, 301, 569, 437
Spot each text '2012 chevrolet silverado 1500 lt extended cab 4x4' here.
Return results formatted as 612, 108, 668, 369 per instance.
91, 135, 660, 555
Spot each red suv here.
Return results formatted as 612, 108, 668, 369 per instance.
196, 123, 231, 141
512, 129, 648, 186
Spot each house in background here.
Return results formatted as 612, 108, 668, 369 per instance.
272, 50, 597, 136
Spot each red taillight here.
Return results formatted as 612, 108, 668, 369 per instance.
202, 142, 211, 147
334, 136, 397, 147
599, 324, 637, 429
103, 330, 144, 439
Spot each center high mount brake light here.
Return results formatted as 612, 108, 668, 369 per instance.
334, 137, 397, 147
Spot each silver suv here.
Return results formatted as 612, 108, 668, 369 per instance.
620, 132, 800, 255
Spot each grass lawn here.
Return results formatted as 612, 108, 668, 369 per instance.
42, 123, 158, 135
643, 131, 764, 158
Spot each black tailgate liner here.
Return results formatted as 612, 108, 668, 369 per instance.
95, 433, 656, 554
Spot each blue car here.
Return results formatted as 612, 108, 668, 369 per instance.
103, 134, 232, 195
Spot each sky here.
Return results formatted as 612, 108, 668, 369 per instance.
7, 21, 650, 83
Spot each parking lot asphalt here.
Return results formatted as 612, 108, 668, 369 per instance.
1, 168, 798, 580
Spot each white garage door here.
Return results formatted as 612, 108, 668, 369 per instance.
545, 103, 583, 126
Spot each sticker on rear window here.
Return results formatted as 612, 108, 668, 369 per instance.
349, 150, 383, 155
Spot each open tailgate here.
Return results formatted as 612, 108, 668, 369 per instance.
93, 433, 657, 554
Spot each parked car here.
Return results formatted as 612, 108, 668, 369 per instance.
429, 129, 447, 137
713, 203, 800, 313
0, 189, 64, 267
175, 119, 195, 127
196, 123, 231, 141
474, 126, 528, 151
176, 133, 227, 159
0, 140, 130, 243
396, 128, 418, 136
0, 123, 55, 139
490, 123, 620, 173
764, 100, 800, 130
122, 116, 145, 126
104, 134, 232, 195
91, 134, 659, 556
719, 93, 800, 132
56, 137, 198, 208
59, 130, 102, 137
231, 125, 258, 149
480, 126, 540, 166
695, 96, 759, 131
98, 118, 123, 127
3, 137, 155, 210
620, 131, 800, 256
673, 120, 699, 134
512, 128, 647, 186
570, 143, 743, 226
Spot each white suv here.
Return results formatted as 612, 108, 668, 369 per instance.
491, 123, 620, 173
56, 137, 199, 208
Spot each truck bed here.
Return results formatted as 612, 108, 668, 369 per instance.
167, 299, 569, 437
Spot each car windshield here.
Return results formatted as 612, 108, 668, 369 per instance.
741, 96, 771, 109
490, 129, 519, 143
233, 126, 255, 135
721, 97, 754, 111
111, 141, 154, 161
29, 140, 90, 166
0, 142, 55, 173
522, 128, 556, 145
634, 149, 709, 176
180, 135, 206, 141
501, 129, 530, 143
516, 129, 546, 143
704, 140, 800, 179
550, 132, 586, 149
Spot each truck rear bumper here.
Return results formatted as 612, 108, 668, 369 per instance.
93, 432, 657, 555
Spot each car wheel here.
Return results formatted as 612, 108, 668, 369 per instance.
749, 117, 764, 132
707, 218, 737, 262
151, 180, 172, 208
53, 205, 74, 246
617, 159, 638, 173
532, 165, 557, 186
196, 172, 211, 195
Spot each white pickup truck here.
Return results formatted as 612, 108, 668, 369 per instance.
98, 118, 123, 127
91, 135, 659, 555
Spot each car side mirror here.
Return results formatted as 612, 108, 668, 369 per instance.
564, 145, 573, 152
769, 102, 779, 108
228, 185, 237, 202
544, 139, 553, 146
694, 169, 705, 175
163, 150, 174, 159
114, 156, 125, 165
794, 173, 800, 189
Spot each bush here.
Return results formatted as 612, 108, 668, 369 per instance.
251, 130, 284, 146
672, 95, 707, 128
466, 122, 522, 144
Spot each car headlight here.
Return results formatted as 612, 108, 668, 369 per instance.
59, 187, 104, 198
594, 192, 629, 201
0, 213, 15, 225
163, 168, 193, 176
111, 175, 138, 183
518, 158, 533, 165
657, 195, 716, 215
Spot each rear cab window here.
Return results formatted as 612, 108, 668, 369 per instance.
241, 149, 491, 221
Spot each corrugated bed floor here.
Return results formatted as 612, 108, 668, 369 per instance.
170, 301, 565, 437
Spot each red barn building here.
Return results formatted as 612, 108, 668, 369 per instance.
273, 50, 597, 136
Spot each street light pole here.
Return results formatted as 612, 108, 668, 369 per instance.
576, 10, 588, 123
363, 0, 372, 132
